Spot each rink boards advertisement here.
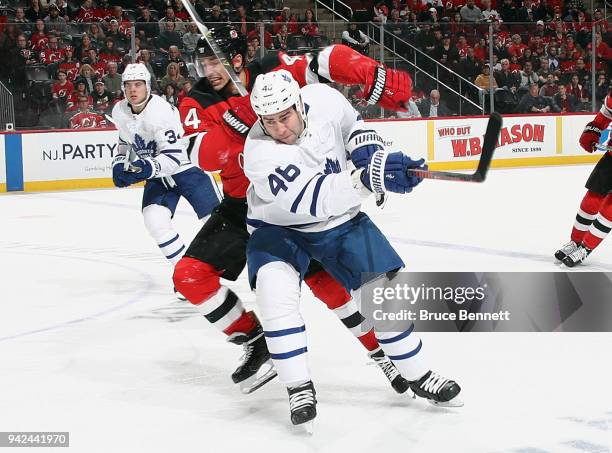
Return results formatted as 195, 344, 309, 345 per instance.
0, 113, 604, 192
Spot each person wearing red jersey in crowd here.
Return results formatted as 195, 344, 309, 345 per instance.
555, 91, 612, 266
52, 70, 74, 104
567, 73, 589, 108
507, 34, 527, 59
39, 34, 64, 67
30, 19, 49, 52
58, 46, 80, 81
111, 6, 132, 37
247, 23, 273, 49
300, 9, 319, 38
91, 79, 114, 113
99, 37, 122, 66
273, 7, 298, 34
69, 95, 108, 128
174, 27, 415, 394
93, 0, 113, 22
173, 1, 190, 22
66, 80, 92, 112
75, 0, 95, 23
455, 34, 470, 58
84, 49, 107, 79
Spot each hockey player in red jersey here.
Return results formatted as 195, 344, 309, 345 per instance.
555, 91, 612, 266
174, 26, 414, 394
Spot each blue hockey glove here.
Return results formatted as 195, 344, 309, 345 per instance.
346, 129, 385, 168
114, 158, 154, 187
112, 154, 130, 188
361, 151, 426, 194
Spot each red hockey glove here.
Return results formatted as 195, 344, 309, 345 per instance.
356, 66, 413, 112
222, 94, 258, 139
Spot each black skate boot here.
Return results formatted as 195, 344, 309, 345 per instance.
554, 241, 578, 261
227, 324, 277, 394
408, 370, 463, 407
368, 349, 410, 394
288, 381, 317, 430
562, 244, 591, 267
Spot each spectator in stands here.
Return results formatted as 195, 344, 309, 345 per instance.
52, 70, 73, 108
245, 41, 259, 64
162, 83, 179, 107
178, 78, 194, 104
537, 57, 552, 83
233, 5, 255, 36
30, 20, 49, 52
26, 0, 45, 23
76, 33, 96, 62
136, 49, 159, 93
102, 61, 122, 99
69, 95, 108, 128
518, 83, 559, 113
84, 49, 106, 79
273, 7, 298, 34
274, 24, 289, 51
58, 47, 80, 81
507, 34, 527, 59
519, 61, 539, 87
74, 0, 94, 23
459, 48, 483, 81
566, 73, 588, 110
160, 7, 186, 33
492, 35, 510, 60
416, 23, 436, 54
481, 0, 499, 21
539, 74, 559, 96
499, 0, 517, 23
44, 3, 66, 34
136, 7, 159, 43
372, 1, 388, 24
248, 23, 273, 49
182, 22, 201, 56
91, 79, 114, 113
10, 33, 37, 87
99, 37, 122, 66
494, 58, 520, 89
553, 84, 577, 112
473, 37, 487, 62
106, 19, 129, 51
508, 54, 522, 72
342, 22, 370, 56
88, 23, 106, 45
418, 90, 452, 117
66, 80, 92, 112
76, 64, 97, 93
396, 99, 422, 118
533, 0, 552, 22
160, 45, 189, 78
435, 32, 460, 66
455, 34, 470, 59
460, 0, 482, 23
160, 62, 185, 93
300, 9, 319, 38
474, 64, 498, 90
13, 7, 31, 34
173, 1, 190, 23
158, 20, 183, 54
594, 74, 609, 104
547, 46, 560, 72
521, 48, 539, 71
206, 5, 228, 28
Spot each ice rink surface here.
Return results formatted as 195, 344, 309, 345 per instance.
1, 165, 611, 453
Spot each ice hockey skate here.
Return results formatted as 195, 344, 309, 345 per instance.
408, 370, 463, 407
554, 240, 578, 261
368, 349, 410, 393
562, 244, 591, 267
287, 381, 317, 433
227, 325, 277, 393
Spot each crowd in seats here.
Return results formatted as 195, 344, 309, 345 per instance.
350, 0, 610, 114
0, 0, 330, 128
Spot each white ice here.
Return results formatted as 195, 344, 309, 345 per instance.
1, 165, 611, 453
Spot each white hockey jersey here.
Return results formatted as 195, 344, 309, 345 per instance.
244, 84, 372, 233
111, 95, 192, 178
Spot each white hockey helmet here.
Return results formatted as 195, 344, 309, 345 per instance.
121, 63, 151, 107
250, 69, 307, 136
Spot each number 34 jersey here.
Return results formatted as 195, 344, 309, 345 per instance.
112, 95, 193, 178
244, 84, 371, 233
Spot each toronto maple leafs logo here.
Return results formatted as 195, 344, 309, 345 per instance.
132, 133, 157, 158
323, 158, 341, 175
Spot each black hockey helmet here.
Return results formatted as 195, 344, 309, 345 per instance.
195, 25, 247, 61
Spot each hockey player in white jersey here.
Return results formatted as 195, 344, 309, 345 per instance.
243, 70, 462, 427
111, 64, 221, 277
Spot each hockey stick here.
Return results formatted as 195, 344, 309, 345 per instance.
595, 144, 612, 152
406, 112, 503, 183
179, 0, 248, 96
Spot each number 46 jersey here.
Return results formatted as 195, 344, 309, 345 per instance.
112, 94, 193, 178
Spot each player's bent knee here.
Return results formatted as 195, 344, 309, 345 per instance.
304, 270, 350, 310
256, 261, 301, 321
173, 257, 221, 305
142, 204, 173, 237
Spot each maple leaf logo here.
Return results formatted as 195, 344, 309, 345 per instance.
132, 133, 157, 158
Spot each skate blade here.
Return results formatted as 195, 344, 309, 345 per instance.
239, 360, 277, 394
302, 421, 314, 435
428, 397, 464, 408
